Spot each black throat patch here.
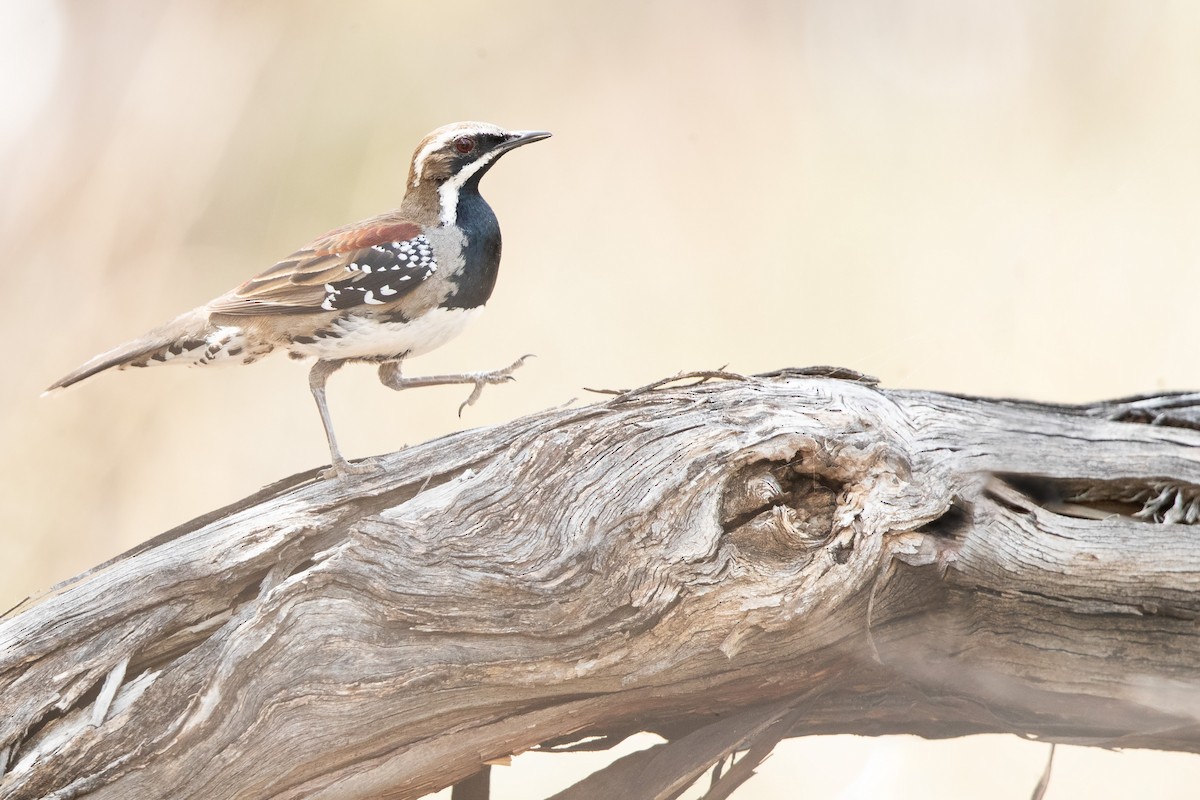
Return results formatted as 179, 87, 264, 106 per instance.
443, 186, 502, 310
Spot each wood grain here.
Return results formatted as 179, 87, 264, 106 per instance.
3, 371, 1199, 799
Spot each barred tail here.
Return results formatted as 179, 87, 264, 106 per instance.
43, 310, 221, 394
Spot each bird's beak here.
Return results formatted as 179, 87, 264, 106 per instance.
499, 130, 552, 152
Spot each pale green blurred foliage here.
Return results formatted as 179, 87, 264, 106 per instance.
3, 2, 1199, 797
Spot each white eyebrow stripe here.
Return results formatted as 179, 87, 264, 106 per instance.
412, 133, 454, 183
411, 123, 505, 184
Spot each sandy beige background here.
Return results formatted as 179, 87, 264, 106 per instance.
3, 1, 1199, 797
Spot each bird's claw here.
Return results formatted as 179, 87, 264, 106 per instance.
456, 354, 535, 417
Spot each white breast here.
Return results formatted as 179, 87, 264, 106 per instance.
288, 307, 483, 361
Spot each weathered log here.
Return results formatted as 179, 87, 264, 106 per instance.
3, 369, 1199, 799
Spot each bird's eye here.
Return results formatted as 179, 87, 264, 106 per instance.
454, 136, 475, 154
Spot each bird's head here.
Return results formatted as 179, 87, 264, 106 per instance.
404, 121, 551, 226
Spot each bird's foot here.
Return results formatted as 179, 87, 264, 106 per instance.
376, 355, 534, 414
457, 354, 535, 416
319, 456, 385, 481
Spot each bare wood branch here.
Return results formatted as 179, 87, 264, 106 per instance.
3, 371, 1200, 799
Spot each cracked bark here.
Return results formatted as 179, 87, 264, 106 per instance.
2, 369, 1199, 799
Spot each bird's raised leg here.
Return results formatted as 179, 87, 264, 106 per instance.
309, 359, 381, 479
378, 355, 534, 416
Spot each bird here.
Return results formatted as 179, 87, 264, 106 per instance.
46, 121, 551, 478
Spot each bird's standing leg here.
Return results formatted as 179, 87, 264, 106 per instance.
309, 358, 380, 479
378, 355, 534, 416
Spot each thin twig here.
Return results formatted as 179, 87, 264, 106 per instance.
1030, 743, 1056, 800
585, 368, 749, 399
608, 370, 750, 403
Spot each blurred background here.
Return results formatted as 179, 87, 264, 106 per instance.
4, 1, 1200, 797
